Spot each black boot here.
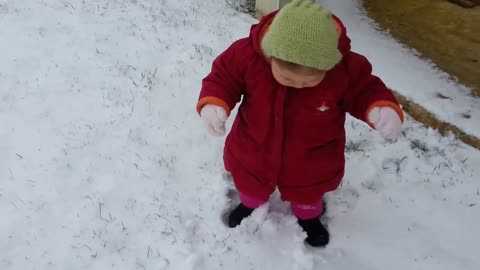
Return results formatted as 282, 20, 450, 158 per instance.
227, 203, 254, 228
298, 217, 329, 247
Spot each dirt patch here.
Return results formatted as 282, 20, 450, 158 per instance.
362, 0, 480, 96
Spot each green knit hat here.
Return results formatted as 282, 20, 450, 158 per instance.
261, 0, 342, 71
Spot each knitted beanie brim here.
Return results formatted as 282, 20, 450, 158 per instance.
262, 32, 342, 71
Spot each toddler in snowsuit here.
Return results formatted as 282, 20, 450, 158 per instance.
196, 0, 403, 247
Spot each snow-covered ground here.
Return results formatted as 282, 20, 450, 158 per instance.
0, 0, 479, 270
321, 0, 480, 138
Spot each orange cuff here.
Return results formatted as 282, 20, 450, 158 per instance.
366, 100, 404, 127
196, 97, 231, 116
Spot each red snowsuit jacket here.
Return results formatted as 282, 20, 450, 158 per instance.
197, 11, 403, 204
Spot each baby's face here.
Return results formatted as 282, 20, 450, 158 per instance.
271, 59, 326, 89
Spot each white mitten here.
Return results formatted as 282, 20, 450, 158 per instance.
368, 107, 402, 139
200, 104, 228, 136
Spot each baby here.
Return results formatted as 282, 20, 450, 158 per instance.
196, 0, 403, 247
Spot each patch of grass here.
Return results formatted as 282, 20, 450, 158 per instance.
363, 0, 480, 96
226, 0, 255, 15
345, 140, 366, 153
382, 156, 408, 174
410, 139, 430, 153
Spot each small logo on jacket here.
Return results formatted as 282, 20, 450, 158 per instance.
316, 102, 330, 112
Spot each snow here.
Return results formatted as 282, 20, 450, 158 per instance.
0, 0, 479, 270
320, 0, 480, 138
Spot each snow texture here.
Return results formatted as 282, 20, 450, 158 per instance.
0, 1, 479, 270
